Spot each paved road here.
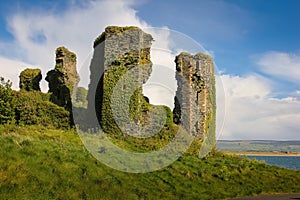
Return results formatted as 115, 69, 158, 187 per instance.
230, 194, 300, 200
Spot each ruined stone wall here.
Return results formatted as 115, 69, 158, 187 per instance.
173, 52, 215, 142
19, 68, 42, 91
88, 26, 153, 133
46, 46, 79, 111
95, 26, 152, 71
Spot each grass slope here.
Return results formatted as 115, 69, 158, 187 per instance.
1, 125, 300, 200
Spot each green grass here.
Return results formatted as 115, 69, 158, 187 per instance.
1, 125, 300, 200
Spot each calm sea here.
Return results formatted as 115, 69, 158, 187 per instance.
247, 156, 300, 170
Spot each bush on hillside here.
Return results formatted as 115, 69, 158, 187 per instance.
14, 91, 70, 129
0, 77, 15, 124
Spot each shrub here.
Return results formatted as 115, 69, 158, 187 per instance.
14, 91, 70, 128
0, 77, 15, 124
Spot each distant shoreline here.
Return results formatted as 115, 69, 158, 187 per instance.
224, 151, 300, 157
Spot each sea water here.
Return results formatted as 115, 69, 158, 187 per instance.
247, 156, 300, 170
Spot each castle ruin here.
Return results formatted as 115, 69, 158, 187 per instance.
87, 26, 154, 134
19, 68, 42, 91
86, 26, 215, 151
46, 46, 79, 111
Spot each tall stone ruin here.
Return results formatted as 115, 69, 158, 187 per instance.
46, 46, 79, 111
87, 26, 153, 133
86, 26, 215, 152
173, 52, 216, 144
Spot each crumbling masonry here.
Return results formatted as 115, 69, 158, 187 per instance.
88, 26, 153, 133
173, 52, 216, 141
46, 46, 79, 111
19, 68, 42, 91
87, 26, 215, 145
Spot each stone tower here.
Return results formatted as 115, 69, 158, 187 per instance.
46, 46, 79, 111
87, 26, 153, 133
173, 52, 216, 142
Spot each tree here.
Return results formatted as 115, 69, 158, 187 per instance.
0, 77, 15, 124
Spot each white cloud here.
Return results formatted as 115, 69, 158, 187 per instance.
143, 27, 214, 110
0, 56, 36, 89
256, 51, 300, 84
295, 90, 300, 96
218, 74, 300, 140
1, 0, 148, 91
220, 74, 270, 98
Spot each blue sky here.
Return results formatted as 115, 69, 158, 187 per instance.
135, 0, 300, 92
0, 0, 299, 140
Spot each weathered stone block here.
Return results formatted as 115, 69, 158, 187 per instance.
173, 52, 216, 144
88, 26, 154, 133
46, 46, 79, 111
19, 68, 42, 91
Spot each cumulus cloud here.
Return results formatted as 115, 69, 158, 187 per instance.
218, 74, 300, 140
0, 56, 37, 88
255, 51, 300, 84
0, 0, 148, 90
295, 90, 300, 96
143, 27, 213, 109
218, 51, 300, 140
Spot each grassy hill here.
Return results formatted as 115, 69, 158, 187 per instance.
1, 125, 300, 200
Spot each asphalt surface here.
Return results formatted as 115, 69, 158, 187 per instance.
230, 194, 300, 200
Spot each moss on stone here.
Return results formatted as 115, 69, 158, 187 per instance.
46, 46, 79, 115
93, 26, 153, 48
93, 32, 106, 48
19, 68, 42, 91
195, 52, 214, 63
56, 46, 76, 63
88, 27, 172, 151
